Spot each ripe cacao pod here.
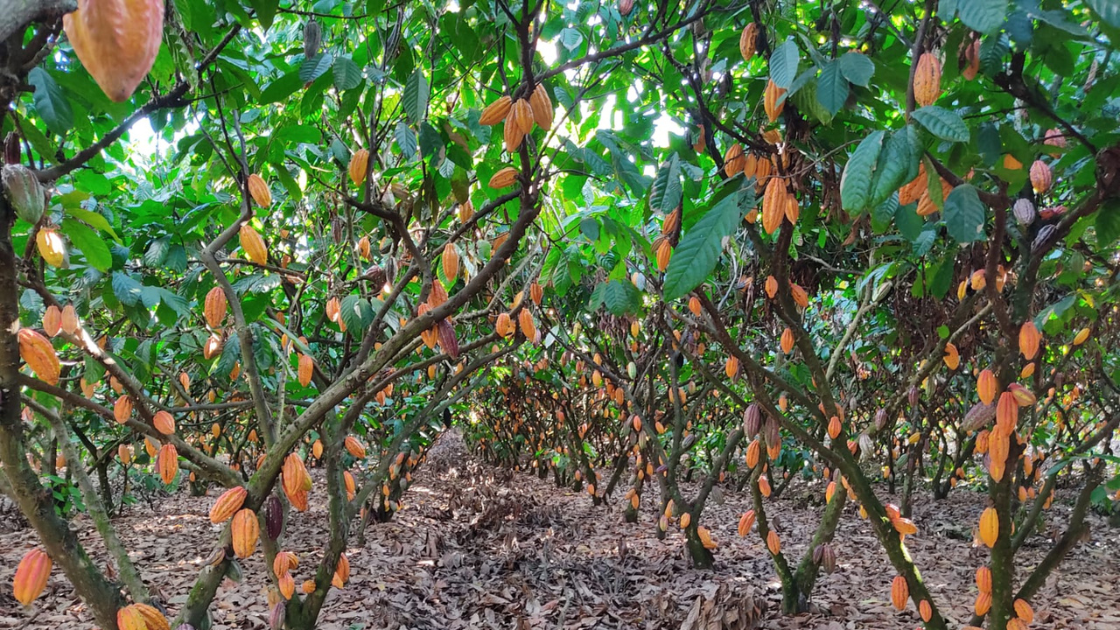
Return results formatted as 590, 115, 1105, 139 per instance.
780, 327, 794, 354
204, 286, 227, 329
766, 530, 780, 554
114, 396, 133, 424
36, 227, 66, 267
943, 342, 959, 369
278, 571, 295, 600
1073, 326, 1090, 345
890, 575, 908, 611
247, 174, 272, 207
298, 353, 314, 387
63, 0, 164, 102
239, 224, 268, 266
153, 410, 175, 435
1019, 321, 1041, 360
441, 245, 460, 280
510, 99, 535, 136
976, 566, 992, 592
655, 239, 671, 271
13, 547, 51, 605
1013, 598, 1033, 623
134, 603, 170, 630
529, 83, 554, 131
737, 510, 755, 537
745, 439, 760, 468
913, 52, 942, 107
1008, 383, 1036, 406
724, 143, 745, 177
679, 512, 691, 529
41, 306, 62, 338
231, 508, 260, 558
209, 486, 248, 523
1029, 160, 1051, 194
117, 605, 148, 630
332, 552, 350, 588
349, 149, 370, 185
488, 167, 519, 189
203, 334, 223, 359
118, 443, 132, 464
60, 304, 79, 335
762, 178, 786, 235
919, 600, 932, 622
977, 369, 997, 405
763, 80, 785, 123
996, 391, 1018, 434
979, 506, 999, 548
157, 444, 178, 484
790, 283, 809, 308
2, 164, 45, 225
496, 312, 513, 338
739, 23, 758, 63
975, 590, 992, 615
479, 96, 512, 126
344, 436, 366, 458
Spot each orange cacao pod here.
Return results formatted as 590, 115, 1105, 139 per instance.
504, 112, 526, 152
979, 506, 999, 548
1073, 327, 1090, 345
203, 334, 222, 359
209, 486, 247, 523
780, 327, 794, 354
488, 167, 519, 189
302, 580, 316, 594
656, 239, 672, 271
298, 353, 314, 387
18, 328, 60, 385
114, 396, 133, 424
679, 512, 691, 529
1013, 598, 1033, 623
976, 566, 992, 592
510, 99, 535, 136
996, 392, 1018, 434
332, 552, 350, 587
1029, 160, 1051, 194
157, 444, 178, 484
977, 369, 997, 405
13, 548, 51, 605
247, 174, 272, 207
118, 443, 132, 464
60, 304, 79, 335
496, 312, 513, 338
975, 590, 992, 615
1018, 321, 1041, 360
790, 283, 809, 308
943, 342, 959, 369
479, 95, 512, 125
761, 177, 786, 235
724, 143, 745, 177
204, 286, 227, 328
759, 475, 772, 497
312, 439, 324, 459
530, 282, 543, 306
153, 410, 175, 435
344, 436, 366, 458
133, 603, 169, 630
278, 571, 295, 600
239, 224, 268, 266
117, 605, 148, 630
919, 599, 932, 622
231, 508, 260, 558
763, 80, 786, 123
745, 439, 760, 468
42, 305, 62, 337
63, 0, 164, 102
1008, 383, 1036, 406
766, 530, 780, 554
273, 551, 299, 577
529, 83, 554, 131
348, 149, 370, 185
764, 275, 778, 298
913, 52, 942, 107
739, 23, 758, 63
441, 245, 460, 281
890, 575, 908, 611
737, 510, 755, 537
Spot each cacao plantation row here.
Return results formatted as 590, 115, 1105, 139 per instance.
1, 0, 1118, 629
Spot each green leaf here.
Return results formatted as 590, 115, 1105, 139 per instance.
1096, 199, 1120, 245
64, 206, 120, 242
1086, 0, 1120, 28
111, 272, 144, 307
592, 280, 642, 315
403, 69, 429, 124
333, 56, 363, 91
61, 219, 112, 271
942, 184, 987, 243
869, 129, 917, 209
840, 131, 885, 213
249, 0, 279, 29
340, 295, 375, 331
663, 192, 742, 301
911, 106, 970, 143
299, 54, 334, 83
769, 40, 800, 89
28, 68, 73, 134
649, 155, 682, 214
816, 60, 849, 115
260, 72, 302, 105
959, 0, 1008, 33
395, 122, 418, 159
839, 51, 874, 86
560, 28, 583, 51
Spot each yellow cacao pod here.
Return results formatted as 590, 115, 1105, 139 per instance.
117, 605, 148, 630
763, 80, 786, 123
133, 603, 169, 630
529, 83, 554, 131
724, 143, 745, 177
977, 369, 997, 405
510, 99, 535, 136
36, 227, 66, 268
739, 23, 758, 63
63, 0, 164, 102
979, 506, 999, 547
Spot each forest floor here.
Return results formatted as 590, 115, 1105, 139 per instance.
1, 430, 1119, 630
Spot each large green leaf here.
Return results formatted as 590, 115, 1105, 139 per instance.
61, 220, 112, 271
816, 60, 849, 116
769, 40, 800, 89
958, 0, 1008, 33
649, 155, 682, 214
404, 69, 430, 124
840, 131, 885, 214
942, 184, 987, 243
28, 68, 72, 134
663, 192, 743, 301
911, 106, 970, 143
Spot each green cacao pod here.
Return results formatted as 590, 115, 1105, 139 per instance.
2, 165, 44, 225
